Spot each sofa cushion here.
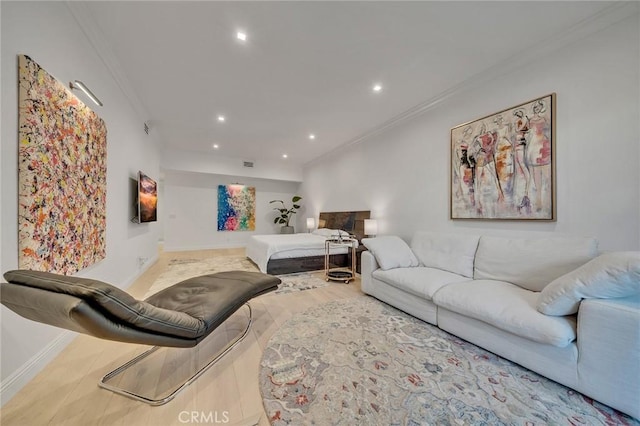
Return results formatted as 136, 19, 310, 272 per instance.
537, 251, 640, 316
373, 267, 471, 300
362, 236, 419, 271
432, 279, 577, 347
474, 236, 598, 292
410, 231, 480, 278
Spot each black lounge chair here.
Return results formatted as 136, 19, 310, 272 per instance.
1, 269, 280, 405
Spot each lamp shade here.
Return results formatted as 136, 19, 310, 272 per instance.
306, 217, 315, 230
364, 219, 378, 236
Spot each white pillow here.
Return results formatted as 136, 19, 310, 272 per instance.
362, 236, 419, 271
312, 228, 350, 237
537, 252, 640, 316
312, 228, 334, 237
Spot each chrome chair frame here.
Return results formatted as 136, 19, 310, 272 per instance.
98, 303, 252, 406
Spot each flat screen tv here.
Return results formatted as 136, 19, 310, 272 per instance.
136, 171, 158, 223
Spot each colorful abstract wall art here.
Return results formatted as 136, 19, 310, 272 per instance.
138, 171, 158, 223
217, 185, 256, 231
18, 55, 107, 274
450, 94, 555, 220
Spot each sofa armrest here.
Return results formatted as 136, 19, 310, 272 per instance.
361, 251, 379, 294
577, 295, 640, 418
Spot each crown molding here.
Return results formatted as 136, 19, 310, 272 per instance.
65, 1, 150, 123
306, 1, 639, 167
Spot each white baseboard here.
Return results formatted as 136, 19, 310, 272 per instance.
0, 253, 159, 406
0, 330, 77, 407
122, 252, 159, 290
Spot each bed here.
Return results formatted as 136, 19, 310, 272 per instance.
246, 210, 370, 274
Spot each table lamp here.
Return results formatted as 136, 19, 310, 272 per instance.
306, 217, 315, 232
364, 219, 378, 237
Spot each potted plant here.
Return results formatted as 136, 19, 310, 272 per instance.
270, 196, 302, 234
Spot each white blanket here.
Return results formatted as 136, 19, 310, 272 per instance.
247, 233, 359, 273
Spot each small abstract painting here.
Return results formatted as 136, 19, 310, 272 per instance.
451, 94, 555, 220
138, 171, 158, 223
18, 55, 107, 274
217, 184, 256, 231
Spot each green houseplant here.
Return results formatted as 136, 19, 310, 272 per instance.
270, 196, 302, 234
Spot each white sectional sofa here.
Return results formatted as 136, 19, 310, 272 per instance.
361, 231, 640, 419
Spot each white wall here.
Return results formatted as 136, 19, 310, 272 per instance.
302, 15, 640, 251
163, 170, 300, 251
1, 2, 161, 402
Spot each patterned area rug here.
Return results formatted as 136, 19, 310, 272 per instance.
144, 256, 329, 299
259, 297, 638, 425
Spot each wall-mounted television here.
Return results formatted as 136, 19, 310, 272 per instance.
135, 171, 158, 223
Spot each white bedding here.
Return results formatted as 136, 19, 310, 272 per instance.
246, 233, 354, 272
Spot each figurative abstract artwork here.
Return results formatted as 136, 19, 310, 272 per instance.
217, 185, 256, 231
18, 55, 107, 274
138, 171, 158, 223
451, 94, 555, 220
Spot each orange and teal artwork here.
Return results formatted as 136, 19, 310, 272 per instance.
18, 55, 107, 274
217, 185, 256, 231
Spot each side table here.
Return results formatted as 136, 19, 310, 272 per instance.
324, 237, 357, 283
355, 246, 367, 274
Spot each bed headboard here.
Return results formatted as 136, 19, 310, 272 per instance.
318, 210, 371, 241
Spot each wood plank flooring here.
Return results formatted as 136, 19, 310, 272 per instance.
1, 248, 363, 426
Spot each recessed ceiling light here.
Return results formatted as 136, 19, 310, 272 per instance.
282, 154, 288, 159
309, 134, 316, 140
217, 115, 225, 122
373, 83, 383, 92
236, 31, 247, 42
212, 144, 219, 149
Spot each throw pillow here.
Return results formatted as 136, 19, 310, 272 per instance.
312, 228, 334, 237
537, 251, 640, 316
362, 236, 419, 271
312, 228, 350, 237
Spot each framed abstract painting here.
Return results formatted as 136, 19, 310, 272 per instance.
217, 184, 256, 231
450, 94, 555, 220
18, 55, 107, 274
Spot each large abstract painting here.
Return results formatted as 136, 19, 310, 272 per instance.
18, 55, 107, 274
217, 184, 256, 231
451, 94, 555, 220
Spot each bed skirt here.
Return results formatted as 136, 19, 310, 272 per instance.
261, 254, 350, 275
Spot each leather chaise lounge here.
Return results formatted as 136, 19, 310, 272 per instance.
1, 269, 280, 405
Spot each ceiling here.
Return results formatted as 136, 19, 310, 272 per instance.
81, 1, 615, 166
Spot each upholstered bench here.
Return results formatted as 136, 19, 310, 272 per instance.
1, 269, 280, 404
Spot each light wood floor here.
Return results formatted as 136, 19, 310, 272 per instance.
1, 248, 364, 426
